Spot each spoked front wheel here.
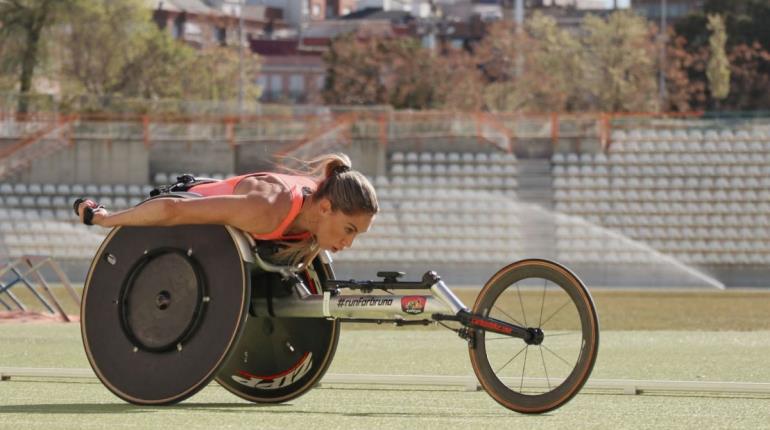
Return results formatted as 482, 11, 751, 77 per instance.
468, 259, 599, 414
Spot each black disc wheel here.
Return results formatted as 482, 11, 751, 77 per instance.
81, 225, 251, 405
215, 257, 340, 403
469, 259, 599, 414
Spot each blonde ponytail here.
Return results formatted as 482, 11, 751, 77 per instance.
269, 153, 378, 266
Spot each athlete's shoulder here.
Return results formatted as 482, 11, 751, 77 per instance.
270, 172, 318, 187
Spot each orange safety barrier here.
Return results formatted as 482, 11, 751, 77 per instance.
0, 110, 707, 160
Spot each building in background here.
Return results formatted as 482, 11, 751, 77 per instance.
253, 0, 358, 26
356, 0, 434, 18
630, 0, 704, 22
251, 12, 411, 103
251, 39, 325, 103
538, 0, 608, 9
522, 0, 614, 29
355, 0, 502, 19
438, 0, 503, 22
147, 0, 286, 48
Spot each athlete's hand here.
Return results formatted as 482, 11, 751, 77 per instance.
74, 199, 109, 226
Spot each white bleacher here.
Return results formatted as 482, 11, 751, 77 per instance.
334, 154, 520, 264
553, 126, 770, 265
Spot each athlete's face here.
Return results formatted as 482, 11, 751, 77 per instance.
315, 199, 374, 253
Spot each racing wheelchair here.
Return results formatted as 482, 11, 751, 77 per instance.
78, 176, 599, 414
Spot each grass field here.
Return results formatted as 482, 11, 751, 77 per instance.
2, 287, 770, 429
5, 284, 770, 330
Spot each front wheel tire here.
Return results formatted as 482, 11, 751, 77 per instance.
468, 259, 599, 414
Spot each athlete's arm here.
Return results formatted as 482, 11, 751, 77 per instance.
78, 192, 287, 234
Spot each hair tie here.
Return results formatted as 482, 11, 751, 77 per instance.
332, 164, 350, 176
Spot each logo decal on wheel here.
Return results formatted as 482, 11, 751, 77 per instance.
231, 352, 314, 390
401, 296, 427, 314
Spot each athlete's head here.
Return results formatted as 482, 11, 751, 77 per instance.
311, 154, 378, 252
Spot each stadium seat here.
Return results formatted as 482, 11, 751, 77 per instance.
127, 185, 143, 197
594, 152, 608, 163
99, 184, 113, 196
748, 141, 763, 152
35, 196, 52, 208
11, 183, 27, 194
670, 140, 686, 152
673, 130, 688, 140
51, 208, 68, 221
41, 184, 57, 195
25, 184, 42, 195
68, 184, 83, 195
152, 172, 168, 184
111, 184, 127, 196
611, 130, 627, 141
720, 129, 735, 140
704, 130, 718, 141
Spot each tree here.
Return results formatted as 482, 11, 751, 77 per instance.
0, 21, 24, 92
323, 34, 388, 106
0, 0, 76, 112
438, 50, 486, 112
706, 14, 730, 103
579, 11, 659, 112
675, 0, 770, 51
724, 42, 770, 110
53, 0, 260, 110
660, 28, 706, 112
471, 12, 660, 113
673, 1, 770, 110
182, 47, 261, 102
472, 20, 532, 111
55, 0, 193, 99
323, 34, 452, 109
523, 12, 584, 111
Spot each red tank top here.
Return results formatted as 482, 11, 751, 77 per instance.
189, 172, 316, 241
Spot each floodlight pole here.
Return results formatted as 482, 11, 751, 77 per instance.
515, 0, 524, 78
658, 0, 667, 111
238, 0, 245, 115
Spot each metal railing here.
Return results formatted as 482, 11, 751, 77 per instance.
0, 256, 80, 322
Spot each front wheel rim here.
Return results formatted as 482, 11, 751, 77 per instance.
469, 259, 599, 414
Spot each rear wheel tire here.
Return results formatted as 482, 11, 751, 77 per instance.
215, 258, 339, 403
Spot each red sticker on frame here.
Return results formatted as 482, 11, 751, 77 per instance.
401, 296, 427, 315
